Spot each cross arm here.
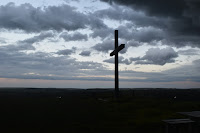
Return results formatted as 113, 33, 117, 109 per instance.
110, 44, 125, 56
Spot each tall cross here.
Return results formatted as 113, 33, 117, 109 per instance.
110, 30, 125, 98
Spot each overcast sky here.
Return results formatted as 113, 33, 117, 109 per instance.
0, 0, 200, 88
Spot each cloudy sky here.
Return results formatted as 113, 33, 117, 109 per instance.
0, 0, 200, 88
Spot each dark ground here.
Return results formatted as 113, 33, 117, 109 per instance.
0, 88, 200, 133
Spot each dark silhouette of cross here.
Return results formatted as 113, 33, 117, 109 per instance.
110, 30, 125, 98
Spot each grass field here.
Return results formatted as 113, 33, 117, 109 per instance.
0, 88, 200, 133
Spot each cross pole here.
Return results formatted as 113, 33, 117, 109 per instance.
110, 30, 125, 99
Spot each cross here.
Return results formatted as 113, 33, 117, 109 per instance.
110, 30, 125, 99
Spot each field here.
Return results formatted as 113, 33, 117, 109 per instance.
1, 88, 200, 133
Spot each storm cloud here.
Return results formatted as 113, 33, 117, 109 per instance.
0, 45, 107, 80
0, 2, 106, 32
79, 51, 91, 56
60, 32, 88, 41
130, 47, 178, 65
56, 47, 77, 55
100, 0, 200, 48
178, 49, 199, 55
101, 0, 192, 18
16, 31, 55, 50
92, 39, 114, 53
90, 27, 113, 40
92, 39, 127, 54
0, 31, 55, 52
19, 31, 55, 45
104, 56, 132, 65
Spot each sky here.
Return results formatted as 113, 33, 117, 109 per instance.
0, 0, 200, 88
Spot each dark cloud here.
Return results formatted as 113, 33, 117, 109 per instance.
92, 38, 128, 54
131, 47, 178, 65
104, 56, 132, 65
118, 25, 165, 42
178, 49, 199, 55
56, 47, 77, 55
101, 0, 187, 18
99, 0, 200, 48
19, 31, 54, 45
90, 27, 113, 39
118, 62, 200, 83
1, 43, 35, 52
89, 15, 108, 29
79, 51, 91, 56
0, 45, 108, 80
60, 32, 88, 41
0, 3, 86, 32
133, 27, 165, 42
93, 6, 167, 46
0, 2, 106, 32
91, 24, 163, 44
94, 5, 167, 29
0, 43, 199, 83
74, 61, 105, 70
92, 39, 114, 53
16, 31, 55, 51
162, 59, 200, 82
0, 31, 55, 52
127, 40, 142, 47
164, 35, 200, 48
